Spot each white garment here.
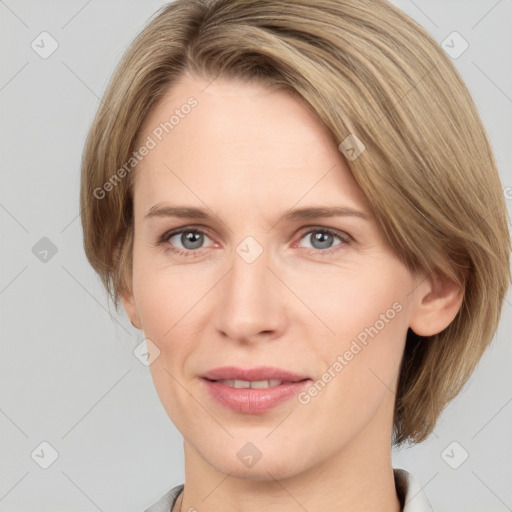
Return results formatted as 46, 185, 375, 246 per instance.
144, 468, 434, 512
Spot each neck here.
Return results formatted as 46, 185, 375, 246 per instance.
177, 407, 401, 512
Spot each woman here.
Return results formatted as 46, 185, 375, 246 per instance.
80, 1, 510, 511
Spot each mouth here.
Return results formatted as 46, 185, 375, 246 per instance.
204, 378, 307, 389
200, 365, 310, 383
200, 366, 312, 414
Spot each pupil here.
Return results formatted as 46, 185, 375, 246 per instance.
312, 231, 332, 249
182, 231, 203, 249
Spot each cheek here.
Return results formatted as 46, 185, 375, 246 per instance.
132, 254, 205, 338
132, 258, 204, 377
293, 260, 409, 345
304, 261, 411, 396
133, 264, 202, 425
300, 292, 408, 445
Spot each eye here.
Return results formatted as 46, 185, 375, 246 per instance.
158, 227, 215, 257
157, 225, 352, 258
296, 227, 351, 255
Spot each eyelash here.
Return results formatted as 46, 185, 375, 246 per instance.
156, 225, 352, 258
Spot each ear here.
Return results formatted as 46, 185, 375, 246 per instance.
409, 271, 464, 337
120, 286, 143, 330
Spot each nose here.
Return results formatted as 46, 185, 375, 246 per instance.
212, 238, 288, 344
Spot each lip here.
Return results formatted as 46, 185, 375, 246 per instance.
200, 365, 310, 382
200, 366, 312, 414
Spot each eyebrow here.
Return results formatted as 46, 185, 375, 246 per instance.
145, 203, 370, 222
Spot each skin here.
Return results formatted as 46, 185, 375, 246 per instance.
121, 71, 463, 512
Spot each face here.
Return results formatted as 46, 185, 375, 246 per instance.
122, 71, 426, 479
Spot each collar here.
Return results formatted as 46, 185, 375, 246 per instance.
394, 468, 435, 511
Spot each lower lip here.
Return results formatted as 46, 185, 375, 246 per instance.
202, 378, 311, 414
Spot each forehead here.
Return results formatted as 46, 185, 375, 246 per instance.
132, 72, 370, 215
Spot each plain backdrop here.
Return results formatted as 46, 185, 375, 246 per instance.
0, 1, 511, 511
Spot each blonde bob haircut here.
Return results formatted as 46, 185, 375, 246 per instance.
80, 0, 511, 445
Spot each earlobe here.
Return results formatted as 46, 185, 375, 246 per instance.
120, 288, 143, 330
409, 271, 464, 337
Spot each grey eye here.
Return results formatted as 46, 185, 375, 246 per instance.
299, 230, 345, 250
170, 230, 208, 250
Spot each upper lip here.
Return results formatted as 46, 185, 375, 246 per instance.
201, 366, 310, 382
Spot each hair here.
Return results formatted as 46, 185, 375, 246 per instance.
80, 0, 511, 445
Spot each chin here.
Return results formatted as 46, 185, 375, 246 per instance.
202, 444, 307, 481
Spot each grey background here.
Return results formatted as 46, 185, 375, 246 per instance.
0, 1, 511, 511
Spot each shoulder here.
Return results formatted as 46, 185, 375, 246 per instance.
143, 484, 184, 512
394, 468, 435, 512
